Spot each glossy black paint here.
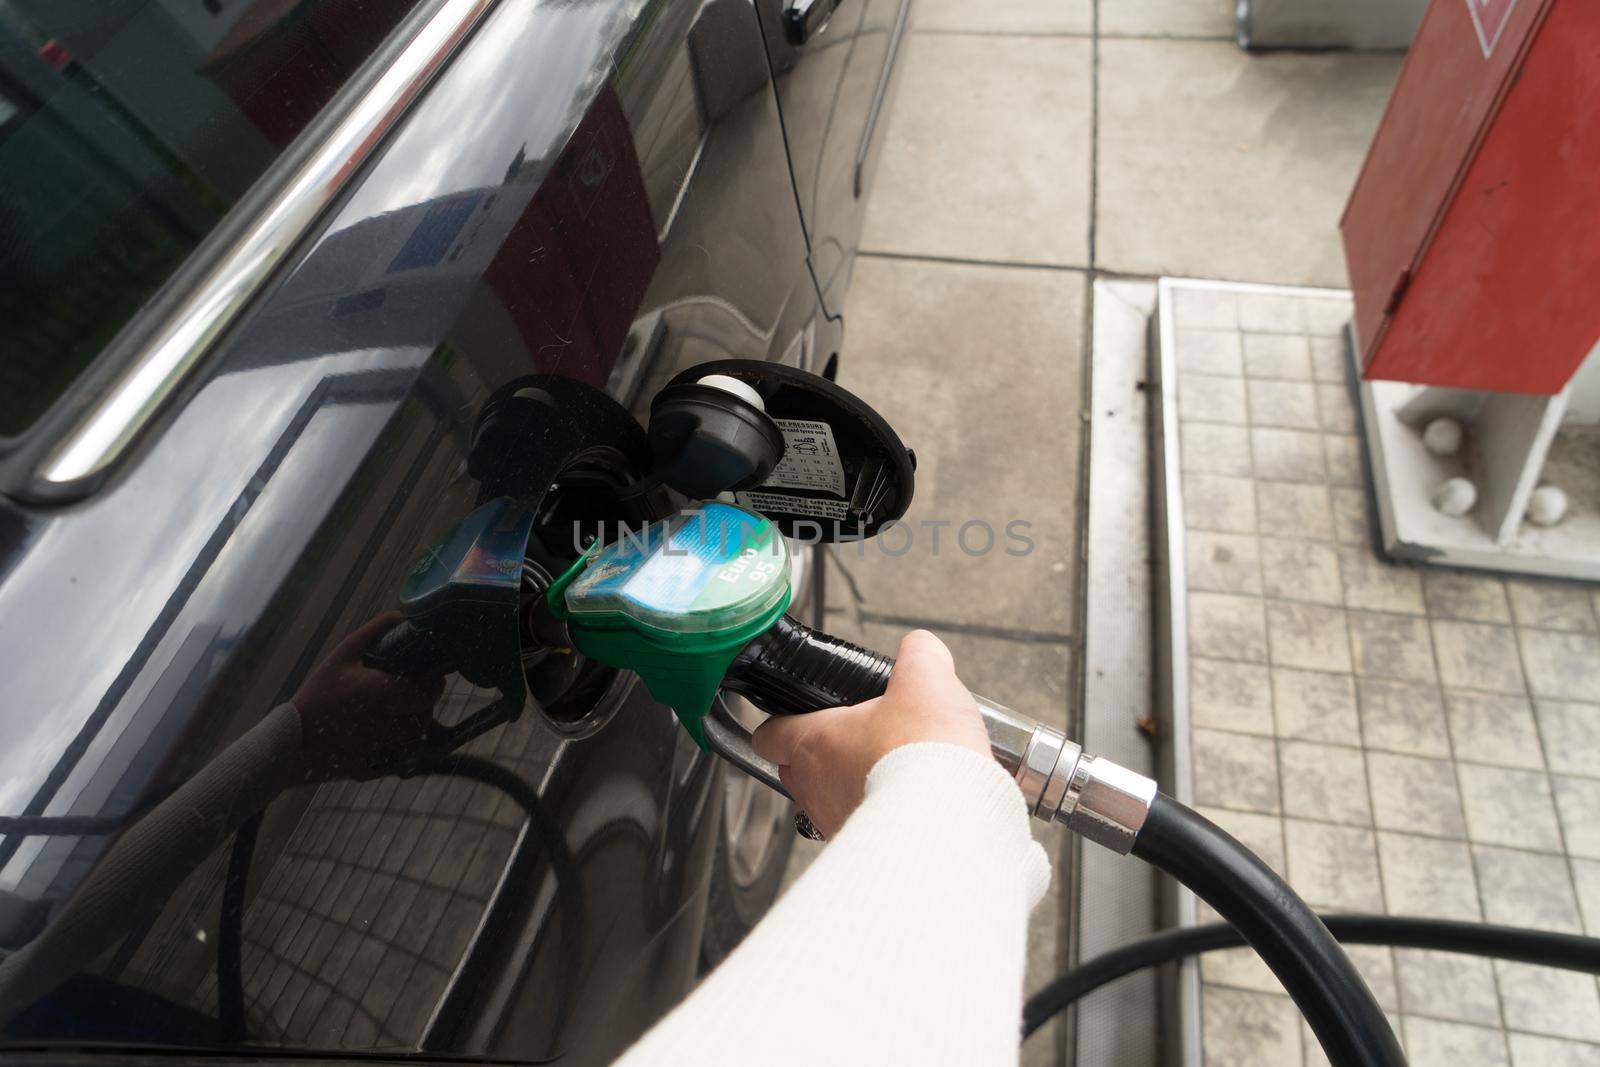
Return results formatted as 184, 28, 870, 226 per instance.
0, 0, 905, 1061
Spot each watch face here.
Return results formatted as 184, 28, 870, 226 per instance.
564, 502, 790, 635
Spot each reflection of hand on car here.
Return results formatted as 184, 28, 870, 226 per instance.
292, 612, 443, 783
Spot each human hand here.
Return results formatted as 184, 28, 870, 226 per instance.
749, 630, 991, 838
292, 612, 444, 782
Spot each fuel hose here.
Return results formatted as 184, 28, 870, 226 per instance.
1022, 915, 1600, 1040
723, 614, 1404, 1067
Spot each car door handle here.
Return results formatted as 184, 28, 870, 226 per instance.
784, 0, 843, 45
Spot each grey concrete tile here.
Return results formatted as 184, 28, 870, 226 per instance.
1305, 298, 1355, 338
1190, 591, 1269, 663
1249, 379, 1321, 430
1187, 531, 1263, 595
1377, 831, 1481, 921
1519, 630, 1600, 702
1310, 336, 1349, 384
1181, 372, 1249, 425
834, 258, 1083, 631
1474, 846, 1584, 933
1239, 293, 1309, 335
1458, 764, 1564, 852
1507, 581, 1598, 633
1446, 691, 1546, 771
1507, 1033, 1600, 1067
1258, 481, 1334, 540
913, 0, 1091, 33
1261, 538, 1343, 606
1203, 986, 1303, 1067
1185, 472, 1258, 532
1100, 0, 1235, 37
1395, 949, 1501, 1026
1182, 421, 1254, 477
1202, 945, 1284, 995
1357, 678, 1450, 759
1368, 752, 1466, 838
1423, 571, 1513, 623
821, 610, 1074, 726
1173, 288, 1239, 331
1428, 620, 1526, 694
1324, 433, 1366, 489
1574, 859, 1600, 937
1338, 548, 1426, 615
1350, 612, 1437, 685
862, 35, 1091, 265
1267, 601, 1352, 673
1496, 961, 1600, 1043
1191, 656, 1274, 735
1176, 328, 1244, 375
1318, 382, 1359, 434
1284, 818, 1383, 910
1097, 41, 1400, 286
1404, 1016, 1510, 1067
1553, 777, 1600, 861
1273, 667, 1359, 744
1331, 487, 1373, 546
1279, 740, 1370, 826
1252, 429, 1327, 483
1535, 701, 1600, 779
1244, 333, 1313, 379
1194, 727, 1280, 814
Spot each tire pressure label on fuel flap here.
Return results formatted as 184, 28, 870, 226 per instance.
763, 419, 846, 495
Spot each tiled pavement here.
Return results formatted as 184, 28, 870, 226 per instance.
783, 3, 1401, 1065
1169, 284, 1600, 1067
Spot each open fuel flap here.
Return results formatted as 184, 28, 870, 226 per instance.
648, 358, 915, 541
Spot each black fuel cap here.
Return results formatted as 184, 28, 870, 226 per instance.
654, 360, 915, 542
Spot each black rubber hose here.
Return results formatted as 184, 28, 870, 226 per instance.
1132, 796, 1404, 1067
1022, 914, 1600, 1039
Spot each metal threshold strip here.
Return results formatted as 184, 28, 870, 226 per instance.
40, 0, 499, 488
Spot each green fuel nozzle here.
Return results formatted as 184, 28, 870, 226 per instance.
545, 502, 795, 748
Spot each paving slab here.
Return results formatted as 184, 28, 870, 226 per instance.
1097, 41, 1400, 286
861, 34, 1093, 267
827, 256, 1085, 633
914, 0, 1092, 35
1159, 281, 1600, 1066
1100, 0, 1236, 38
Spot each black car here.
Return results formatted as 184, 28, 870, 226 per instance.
0, 0, 909, 1060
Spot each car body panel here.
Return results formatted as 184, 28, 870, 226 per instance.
0, 0, 904, 1060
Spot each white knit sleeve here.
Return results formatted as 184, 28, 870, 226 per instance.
615, 742, 1051, 1066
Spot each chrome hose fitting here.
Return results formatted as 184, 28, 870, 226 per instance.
978, 697, 1157, 855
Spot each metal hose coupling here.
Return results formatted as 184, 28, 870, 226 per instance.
978, 698, 1158, 854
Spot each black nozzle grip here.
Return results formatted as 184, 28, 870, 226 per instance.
363, 620, 457, 679
723, 615, 893, 715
